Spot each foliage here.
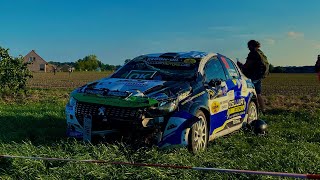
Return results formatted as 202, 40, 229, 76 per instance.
74, 55, 100, 71
74, 55, 121, 71
0, 47, 32, 95
48, 61, 75, 67
269, 65, 315, 73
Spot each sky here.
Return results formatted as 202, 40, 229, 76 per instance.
1, 0, 320, 66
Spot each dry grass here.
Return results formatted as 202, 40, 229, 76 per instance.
27, 71, 113, 89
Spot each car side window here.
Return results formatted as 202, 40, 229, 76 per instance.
220, 56, 240, 79
203, 57, 227, 82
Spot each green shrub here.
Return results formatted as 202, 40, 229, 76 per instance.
0, 47, 32, 96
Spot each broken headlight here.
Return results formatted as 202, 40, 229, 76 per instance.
150, 99, 178, 114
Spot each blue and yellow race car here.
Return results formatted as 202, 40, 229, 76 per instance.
66, 51, 259, 153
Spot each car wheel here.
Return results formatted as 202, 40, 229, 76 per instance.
189, 110, 208, 153
247, 101, 258, 125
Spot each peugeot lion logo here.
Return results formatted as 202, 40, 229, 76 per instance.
98, 107, 106, 116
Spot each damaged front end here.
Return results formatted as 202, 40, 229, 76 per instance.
65, 80, 199, 149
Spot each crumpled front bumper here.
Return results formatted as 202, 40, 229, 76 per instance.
66, 103, 199, 148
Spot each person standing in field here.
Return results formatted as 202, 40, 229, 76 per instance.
315, 55, 320, 81
237, 40, 269, 114
68, 67, 72, 77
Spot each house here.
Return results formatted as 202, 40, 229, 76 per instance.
58, 64, 75, 72
23, 50, 52, 72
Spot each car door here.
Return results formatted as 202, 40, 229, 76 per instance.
202, 56, 232, 139
219, 55, 247, 125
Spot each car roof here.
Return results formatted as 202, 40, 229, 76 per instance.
144, 51, 211, 59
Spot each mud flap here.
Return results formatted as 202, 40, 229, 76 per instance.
158, 111, 200, 149
83, 114, 92, 142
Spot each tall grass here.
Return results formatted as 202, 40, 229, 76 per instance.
0, 74, 319, 179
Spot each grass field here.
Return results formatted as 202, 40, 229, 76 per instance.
0, 72, 320, 179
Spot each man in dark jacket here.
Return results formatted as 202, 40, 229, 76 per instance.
237, 40, 268, 113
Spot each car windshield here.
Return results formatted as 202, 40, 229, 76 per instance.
111, 56, 200, 81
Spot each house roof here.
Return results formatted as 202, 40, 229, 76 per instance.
23, 50, 48, 64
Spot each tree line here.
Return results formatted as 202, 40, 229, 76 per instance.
269, 64, 316, 73
49, 55, 122, 71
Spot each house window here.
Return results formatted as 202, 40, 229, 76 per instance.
40, 64, 45, 71
28, 57, 36, 63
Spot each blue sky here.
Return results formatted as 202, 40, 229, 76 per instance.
1, 0, 320, 66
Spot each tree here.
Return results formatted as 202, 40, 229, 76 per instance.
75, 55, 101, 71
0, 47, 32, 95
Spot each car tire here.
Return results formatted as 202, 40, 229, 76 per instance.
247, 101, 258, 125
188, 110, 208, 153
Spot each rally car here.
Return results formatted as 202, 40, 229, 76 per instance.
66, 51, 259, 153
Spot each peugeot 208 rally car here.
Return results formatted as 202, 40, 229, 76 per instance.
66, 51, 258, 153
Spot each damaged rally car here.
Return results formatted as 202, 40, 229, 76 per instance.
66, 51, 259, 153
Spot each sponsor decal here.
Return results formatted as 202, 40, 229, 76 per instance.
227, 90, 235, 98
85, 89, 107, 96
210, 101, 220, 114
178, 91, 191, 101
241, 80, 248, 95
107, 91, 130, 97
227, 98, 246, 118
220, 100, 229, 110
221, 56, 229, 69
206, 89, 216, 99
124, 82, 147, 87
181, 91, 206, 105
183, 58, 196, 64
232, 119, 241, 125
232, 79, 237, 86
147, 57, 180, 62
147, 60, 190, 67
126, 70, 157, 79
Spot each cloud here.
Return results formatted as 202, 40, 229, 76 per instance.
287, 31, 304, 39
264, 38, 276, 45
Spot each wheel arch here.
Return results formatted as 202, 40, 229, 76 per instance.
189, 103, 211, 132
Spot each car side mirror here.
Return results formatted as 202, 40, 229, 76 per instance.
208, 79, 222, 87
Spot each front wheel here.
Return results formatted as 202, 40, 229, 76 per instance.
188, 110, 208, 153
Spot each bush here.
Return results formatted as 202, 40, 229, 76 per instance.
0, 47, 32, 96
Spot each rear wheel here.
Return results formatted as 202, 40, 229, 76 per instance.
247, 101, 258, 125
189, 110, 208, 153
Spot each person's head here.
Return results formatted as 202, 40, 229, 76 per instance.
247, 40, 260, 51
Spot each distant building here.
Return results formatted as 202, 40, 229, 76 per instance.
23, 50, 56, 72
58, 64, 75, 72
